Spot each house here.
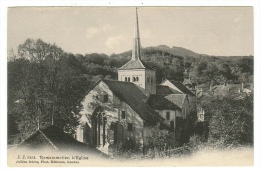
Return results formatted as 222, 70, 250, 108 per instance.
148, 94, 191, 145
208, 83, 253, 96
15, 125, 108, 158
160, 79, 197, 116
76, 8, 197, 154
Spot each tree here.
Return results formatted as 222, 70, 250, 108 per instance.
7, 48, 17, 61
198, 95, 253, 146
9, 39, 91, 135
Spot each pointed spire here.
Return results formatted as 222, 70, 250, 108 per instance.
132, 8, 141, 61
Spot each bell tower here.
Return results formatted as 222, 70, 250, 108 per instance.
118, 8, 156, 96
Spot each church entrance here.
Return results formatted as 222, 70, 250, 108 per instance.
91, 107, 107, 148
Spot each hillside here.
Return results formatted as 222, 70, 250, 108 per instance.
146, 45, 202, 58
112, 44, 201, 60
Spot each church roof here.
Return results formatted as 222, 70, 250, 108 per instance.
102, 79, 163, 124
156, 85, 182, 95
147, 94, 181, 111
164, 94, 188, 109
165, 80, 195, 96
118, 59, 154, 70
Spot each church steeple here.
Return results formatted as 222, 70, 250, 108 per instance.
132, 8, 141, 61
118, 8, 156, 96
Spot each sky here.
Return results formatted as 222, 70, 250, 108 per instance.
8, 7, 253, 56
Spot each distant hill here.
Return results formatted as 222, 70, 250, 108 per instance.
145, 45, 202, 58
113, 45, 202, 59
112, 45, 252, 63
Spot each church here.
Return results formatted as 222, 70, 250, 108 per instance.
76, 9, 197, 154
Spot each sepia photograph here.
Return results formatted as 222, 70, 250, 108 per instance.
3, 4, 258, 168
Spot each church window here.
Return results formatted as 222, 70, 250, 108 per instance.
125, 77, 127, 81
166, 112, 170, 120
136, 77, 139, 81
121, 110, 126, 119
127, 123, 133, 131
101, 92, 108, 103
128, 77, 130, 82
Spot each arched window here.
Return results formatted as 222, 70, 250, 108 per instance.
101, 92, 108, 103
133, 77, 136, 82
128, 77, 130, 82
136, 77, 139, 81
125, 77, 127, 82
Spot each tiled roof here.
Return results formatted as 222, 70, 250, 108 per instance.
156, 85, 182, 95
17, 125, 107, 157
118, 59, 154, 70
164, 94, 188, 109
102, 79, 163, 124
212, 84, 241, 95
167, 80, 195, 96
147, 94, 181, 111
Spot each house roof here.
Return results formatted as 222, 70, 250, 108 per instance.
118, 59, 154, 70
147, 94, 181, 111
212, 84, 241, 96
102, 79, 163, 124
156, 85, 182, 95
164, 94, 188, 109
17, 125, 107, 157
166, 80, 195, 96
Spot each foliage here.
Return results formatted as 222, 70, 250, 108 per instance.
8, 39, 91, 135
197, 94, 253, 146
146, 125, 176, 151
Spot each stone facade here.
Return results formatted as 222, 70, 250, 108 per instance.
77, 80, 147, 153
118, 69, 156, 96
